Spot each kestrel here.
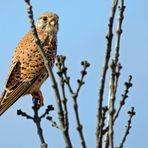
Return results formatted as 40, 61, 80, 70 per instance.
0, 12, 59, 116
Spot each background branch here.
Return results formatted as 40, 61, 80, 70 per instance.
103, 75, 133, 135
17, 99, 53, 148
96, 0, 119, 147
118, 107, 135, 148
114, 75, 132, 121
56, 56, 69, 130
70, 61, 89, 148
46, 116, 61, 129
103, 0, 125, 147
56, 55, 90, 148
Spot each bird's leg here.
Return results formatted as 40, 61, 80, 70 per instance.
31, 90, 44, 106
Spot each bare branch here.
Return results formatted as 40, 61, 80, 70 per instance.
108, 63, 116, 148
113, 0, 126, 63
118, 107, 135, 148
96, 0, 119, 147
32, 100, 48, 148
17, 109, 33, 120
99, 106, 109, 139
56, 55, 90, 148
46, 116, 61, 129
23, 1, 72, 147
114, 75, 132, 121
104, 1, 126, 147
56, 55, 69, 129
103, 75, 133, 135
17, 99, 50, 148
40, 105, 54, 119
69, 61, 90, 148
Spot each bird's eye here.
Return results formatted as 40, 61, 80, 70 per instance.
42, 17, 47, 21
50, 20, 56, 26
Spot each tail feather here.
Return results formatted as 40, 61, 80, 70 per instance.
0, 77, 38, 116
0, 82, 30, 116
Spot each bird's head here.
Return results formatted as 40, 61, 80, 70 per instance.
36, 12, 59, 35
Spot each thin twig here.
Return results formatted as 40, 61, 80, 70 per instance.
114, 75, 132, 121
46, 116, 61, 129
114, 63, 122, 91
32, 100, 48, 148
118, 107, 135, 148
69, 61, 90, 148
108, 61, 116, 148
23, 1, 72, 147
103, 75, 133, 135
96, 0, 119, 147
61, 81, 69, 128
104, 0, 125, 147
17, 99, 53, 148
100, 106, 109, 135
56, 55, 70, 134
40, 105, 54, 119
106, 62, 122, 148
107, 63, 122, 148
61, 57, 90, 148
113, 0, 125, 63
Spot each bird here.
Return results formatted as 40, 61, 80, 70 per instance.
0, 12, 59, 116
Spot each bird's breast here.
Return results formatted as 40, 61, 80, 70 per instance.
11, 31, 57, 89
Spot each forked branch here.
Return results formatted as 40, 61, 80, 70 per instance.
56, 55, 90, 148
17, 99, 54, 148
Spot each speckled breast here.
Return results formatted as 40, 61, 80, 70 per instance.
10, 30, 57, 93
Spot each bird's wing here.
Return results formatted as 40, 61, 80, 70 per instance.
0, 61, 38, 116
0, 30, 51, 116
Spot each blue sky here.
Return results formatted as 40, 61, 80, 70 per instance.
0, 0, 147, 147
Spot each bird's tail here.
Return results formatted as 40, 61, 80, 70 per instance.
0, 83, 29, 116
0, 65, 40, 116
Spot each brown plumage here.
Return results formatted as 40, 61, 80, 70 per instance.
0, 12, 59, 116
